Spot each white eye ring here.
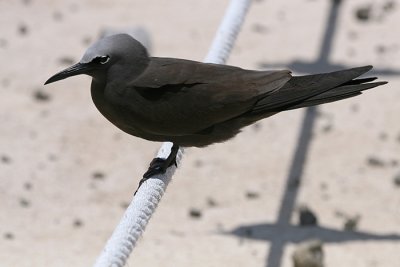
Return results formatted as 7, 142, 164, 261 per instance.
99, 55, 110, 64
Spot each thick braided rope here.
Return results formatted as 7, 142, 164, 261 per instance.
204, 0, 251, 64
93, 1, 252, 266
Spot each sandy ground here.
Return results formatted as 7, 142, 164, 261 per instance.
0, 0, 399, 266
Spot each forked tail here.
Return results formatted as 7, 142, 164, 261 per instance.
251, 66, 387, 114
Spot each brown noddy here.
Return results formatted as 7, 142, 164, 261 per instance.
45, 34, 387, 178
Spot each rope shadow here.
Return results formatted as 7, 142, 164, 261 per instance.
229, 223, 400, 244
226, 0, 399, 266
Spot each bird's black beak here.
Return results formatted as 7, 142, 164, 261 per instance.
44, 62, 91, 85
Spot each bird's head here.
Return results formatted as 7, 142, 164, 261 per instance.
45, 34, 148, 85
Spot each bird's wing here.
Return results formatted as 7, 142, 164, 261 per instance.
126, 57, 291, 135
133, 57, 291, 94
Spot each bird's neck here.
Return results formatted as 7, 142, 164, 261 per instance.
90, 56, 150, 122
109, 55, 150, 84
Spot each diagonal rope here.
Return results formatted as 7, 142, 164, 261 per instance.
93, 1, 252, 266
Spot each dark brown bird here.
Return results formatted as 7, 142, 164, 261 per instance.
45, 34, 387, 177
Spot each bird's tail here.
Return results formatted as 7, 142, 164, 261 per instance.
250, 65, 387, 114
285, 76, 387, 110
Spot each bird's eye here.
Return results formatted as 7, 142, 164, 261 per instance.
92, 55, 110, 65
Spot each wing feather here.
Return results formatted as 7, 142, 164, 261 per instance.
123, 57, 291, 135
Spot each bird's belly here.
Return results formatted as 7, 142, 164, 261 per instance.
93, 96, 247, 147
93, 85, 245, 145
104, 111, 171, 142
112, 102, 207, 136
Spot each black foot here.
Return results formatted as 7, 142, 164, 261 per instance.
134, 144, 180, 195
143, 157, 169, 178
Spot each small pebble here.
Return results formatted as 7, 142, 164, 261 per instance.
23, 182, 32, 191
73, 219, 83, 228
252, 23, 269, 34
92, 171, 105, 180
393, 173, 400, 187
355, 6, 372, 22
299, 206, 318, 226
18, 23, 28, 35
344, 215, 360, 231
19, 198, 30, 207
245, 191, 260, 199
321, 123, 333, 133
33, 89, 51, 102
120, 201, 129, 209
1, 155, 11, 164
206, 197, 217, 207
3, 232, 14, 240
293, 239, 324, 267
383, 1, 396, 12
189, 208, 202, 219
367, 156, 385, 167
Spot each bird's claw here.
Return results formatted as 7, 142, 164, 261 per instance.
142, 157, 168, 178
136, 146, 179, 195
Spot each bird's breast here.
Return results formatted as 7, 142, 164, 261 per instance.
91, 81, 142, 135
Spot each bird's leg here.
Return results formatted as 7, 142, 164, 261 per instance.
135, 144, 180, 195
143, 144, 179, 177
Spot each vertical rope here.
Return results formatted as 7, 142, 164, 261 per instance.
93, 1, 252, 266
205, 0, 252, 64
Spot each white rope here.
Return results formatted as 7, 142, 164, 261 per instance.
204, 0, 252, 64
93, 1, 252, 266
